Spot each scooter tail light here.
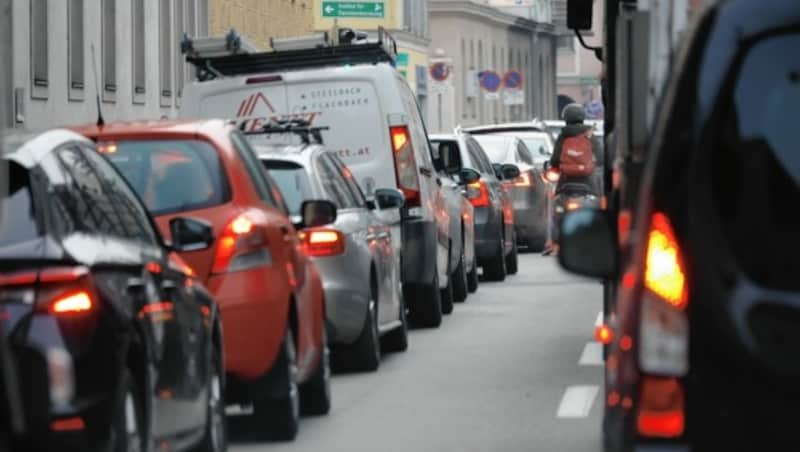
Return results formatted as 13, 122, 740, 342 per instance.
636, 376, 685, 438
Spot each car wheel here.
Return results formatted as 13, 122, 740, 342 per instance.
112, 369, 145, 452
467, 262, 479, 293
440, 275, 454, 315
337, 296, 380, 372
451, 248, 468, 302
300, 323, 332, 415
483, 235, 507, 282
381, 295, 408, 353
191, 346, 226, 452
406, 272, 443, 328
254, 328, 299, 441
506, 235, 519, 275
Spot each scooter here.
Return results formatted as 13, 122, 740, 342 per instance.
552, 182, 600, 241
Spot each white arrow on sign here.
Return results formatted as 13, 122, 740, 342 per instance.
375, 3, 382, 11
324, 4, 335, 13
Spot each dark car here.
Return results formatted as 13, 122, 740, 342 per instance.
0, 130, 225, 451
429, 131, 519, 282
558, 1, 800, 450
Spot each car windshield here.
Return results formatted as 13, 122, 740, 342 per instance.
103, 140, 229, 216
0, 161, 39, 248
263, 161, 313, 216
472, 136, 511, 163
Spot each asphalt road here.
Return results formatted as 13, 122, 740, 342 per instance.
230, 253, 604, 452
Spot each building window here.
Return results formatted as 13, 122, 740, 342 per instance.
30, 0, 48, 99
558, 35, 575, 52
159, 0, 172, 107
68, 0, 84, 100
174, 0, 185, 103
101, 0, 117, 102
132, 0, 145, 104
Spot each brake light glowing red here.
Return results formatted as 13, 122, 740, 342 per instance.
390, 126, 420, 207
51, 417, 85, 432
51, 291, 93, 315
212, 213, 266, 273
637, 377, 685, 438
514, 172, 532, 187
467, 180, 490, 207
644, 213, 687, 310
302, 229, 346, 257
231, 216, 254, 235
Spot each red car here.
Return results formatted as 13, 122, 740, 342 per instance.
75, 120, 331, 440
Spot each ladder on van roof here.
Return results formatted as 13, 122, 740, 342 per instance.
182, 27, 398, 82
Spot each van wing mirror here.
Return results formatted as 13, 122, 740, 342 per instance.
567, 0, 594, 31
374, 188, 405, 209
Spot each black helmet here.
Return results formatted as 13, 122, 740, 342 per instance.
561, 103, 585, 124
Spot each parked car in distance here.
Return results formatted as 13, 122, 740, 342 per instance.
75, 120, 331, 440
179, 29, 452, 328
471, 134, 549, 252
253, 125, 409, 372
429, 131, 519, 281
0, 130, 225, 451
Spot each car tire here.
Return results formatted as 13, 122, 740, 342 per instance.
337, 296, 380, 372
381, 296, 408, 353
506, 235, 519, 275
406, 273, 443, 328
483, 235, 507, 282
451, 248, 468, 303
111, 369, 145, 452
191, 346, 226, 452
467, 262, 479, 293
300, 324, 332, 415
253, 328, 299, 441
440, 276, 454, 315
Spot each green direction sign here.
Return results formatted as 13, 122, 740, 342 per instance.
322, 1, 385, 18
396, 53, 409, 67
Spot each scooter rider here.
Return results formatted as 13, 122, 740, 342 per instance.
549, 103, 602, 195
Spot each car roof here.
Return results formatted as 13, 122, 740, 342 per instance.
4, 129, 91, 168
464, 121, 546, 134
253, 143, 327, 167
72, 119, 232, 140
428, 134, 457, 141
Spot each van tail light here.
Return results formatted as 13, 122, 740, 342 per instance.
639, 212, 689, 376
466, 180, 490, 207
390, 126, 420, 207
212, 213, 272, 274
636, 376, 685, 438
51, 292, 93, 315
301, 229, 346, 257
514, 172, 533, 187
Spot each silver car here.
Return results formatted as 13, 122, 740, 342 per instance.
257, 143, 408, 372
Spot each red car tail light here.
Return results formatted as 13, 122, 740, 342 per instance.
51, 291, 93, 315
390, 126, 420, 207
639, 212, 689, 376
212, 213, 271, 273
466, 180, 490, 207
514, 172, 533, 187
301, 229, 346, 257
636, 376, 685, 438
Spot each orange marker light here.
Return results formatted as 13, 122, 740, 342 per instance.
644, 213, 688, 309
595, 324, 614, 344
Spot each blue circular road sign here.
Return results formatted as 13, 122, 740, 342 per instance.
503, 70, 524, 89
479, 71, 502, 93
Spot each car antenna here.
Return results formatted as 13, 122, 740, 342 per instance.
90, 44, 105, 126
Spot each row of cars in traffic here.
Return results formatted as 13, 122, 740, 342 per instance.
0, 27, 560, 451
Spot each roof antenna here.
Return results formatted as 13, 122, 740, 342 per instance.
90, 44, 105, 126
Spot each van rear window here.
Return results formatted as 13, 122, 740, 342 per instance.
104, 140, 230, 216
0, 161, 39, 247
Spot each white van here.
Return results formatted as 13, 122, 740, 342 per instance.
179, 29, 451, 327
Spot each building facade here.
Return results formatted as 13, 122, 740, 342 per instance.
1, 0, 208, 130
427, 0, 558, 133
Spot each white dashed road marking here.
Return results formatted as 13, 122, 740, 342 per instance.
556, 385, 599, 418
578, 342, 604, 366
594, 311, 603, 328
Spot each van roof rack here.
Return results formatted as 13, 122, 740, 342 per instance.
184, 27, 397, 81
243, 118, 330, 145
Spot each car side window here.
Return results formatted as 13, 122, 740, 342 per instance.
230, 130, 278, 207
81, 145, 160, 246
329, 154, 367, 208
314, 155, 350, 208
517, 142, 534, 165
468, 139, 494, 176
